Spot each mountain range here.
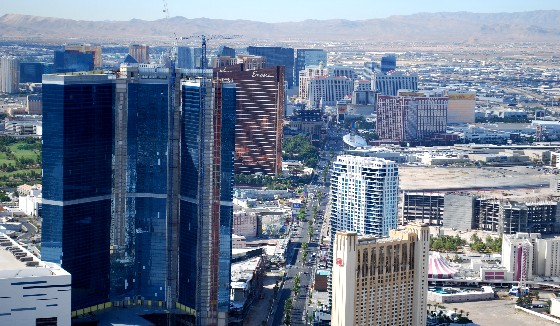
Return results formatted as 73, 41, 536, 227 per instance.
1, 10, 560, 44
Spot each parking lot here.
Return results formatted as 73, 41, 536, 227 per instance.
439, 298, 559, 326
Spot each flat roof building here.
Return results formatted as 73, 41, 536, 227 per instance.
0, 233, 71, 326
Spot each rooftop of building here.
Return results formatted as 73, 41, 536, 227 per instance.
399, 165, 556, 194
316, 269, 331, 276
504, 232, 560, 241
335, 154, 398, 167
336, 224, 426, 244
0, 233, 69, 279
231, 256, 262, 285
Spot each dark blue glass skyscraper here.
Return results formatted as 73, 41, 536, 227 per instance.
179, 79, 236, 325
19, 62, 44, 83
53, 50, 94, 73
381, 54, 397, 74
42, 67, 235, 324
42, 74, 114, 310
109, 77, 171, 302
247, 46, 295, 88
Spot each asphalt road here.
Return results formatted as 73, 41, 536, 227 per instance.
270, 187, 329, 325
270, 127, 339, 325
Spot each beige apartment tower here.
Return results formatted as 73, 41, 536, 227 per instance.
128, 44, 150, 63
331, 223, 429, 326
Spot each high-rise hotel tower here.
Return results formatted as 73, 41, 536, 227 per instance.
42, 65, 236, 325
331, 224, 430, 326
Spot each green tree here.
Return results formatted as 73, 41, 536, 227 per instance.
0, 191, 10, 202
283, 134, 320, 168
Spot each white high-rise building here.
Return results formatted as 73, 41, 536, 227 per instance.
308, 76, 354, 108
331, 223, 430, 326
0, 56, 20, 94
298, 62, 329, 100
373, 71, 417, 96
330, 155, 399, 239
502, 233, 560, 279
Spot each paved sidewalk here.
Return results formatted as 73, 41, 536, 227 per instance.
243, 271, 281, 326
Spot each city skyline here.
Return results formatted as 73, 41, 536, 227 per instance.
1, 0, 559, 23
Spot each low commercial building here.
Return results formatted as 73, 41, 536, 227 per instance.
314, 270, 330, 292
232, 234, 247, 249
229, 255, 266, 323
479, 267, 514, 282
468, 151, 530, 164
285, 108, 324, 143
18, 194, 42, 217
18, 184, 42, 216
232, 211, 258, 238
0, 233, 71, 326
27, 94, 42, 115
427, 286, 494, 303
17, 184, 42, 196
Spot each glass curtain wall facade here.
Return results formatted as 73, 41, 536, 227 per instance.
247, 46, 294, 88
42, 74, 114, 310
295, 49, 327, 87
179, 79, 235, 325
213, 64, 284, 175
110, 79, 171, 301
20, 62, 44, 83
177, 47, 203, 69
42, 69, 235, 323
54, 50, 94, 73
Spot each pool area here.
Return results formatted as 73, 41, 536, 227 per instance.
429, 287, 458, 295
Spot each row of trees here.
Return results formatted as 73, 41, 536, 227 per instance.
283, 273, 302, 325
234, 174, 312, 190
429, 235, 467, 252
0, 170, 41, 188
429, 234, 502, 253
301, 242, 308, 262
470, 234, 502, 253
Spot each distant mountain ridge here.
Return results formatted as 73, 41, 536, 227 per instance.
1, 10, 560, 44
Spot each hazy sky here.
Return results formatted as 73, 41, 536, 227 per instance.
1, 0, 559, 22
